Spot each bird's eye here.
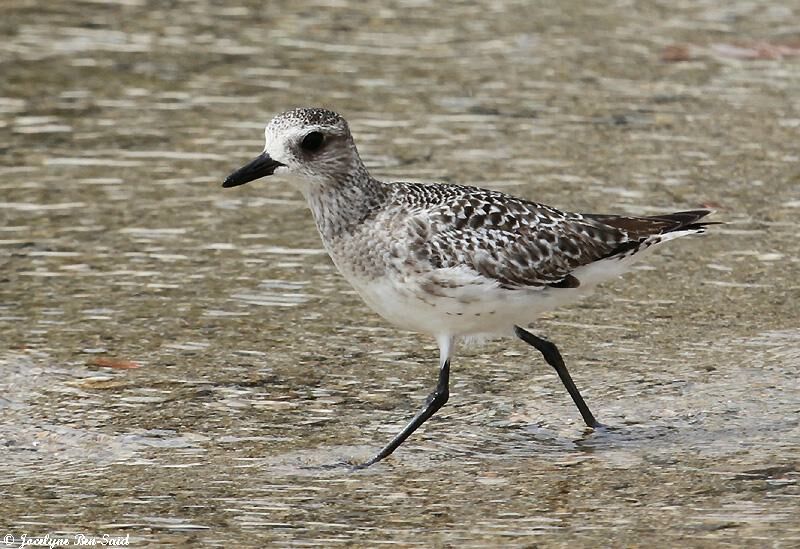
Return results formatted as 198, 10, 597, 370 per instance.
300, 131, 325, 152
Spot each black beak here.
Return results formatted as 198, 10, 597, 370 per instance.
222, 152, 284, 188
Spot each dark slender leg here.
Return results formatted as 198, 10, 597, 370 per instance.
356, 359, 451, 468
513, 325, 600, 428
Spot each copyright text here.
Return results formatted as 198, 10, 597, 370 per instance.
3, 533, 130, 548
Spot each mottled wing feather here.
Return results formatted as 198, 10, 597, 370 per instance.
392, 184, 632, 289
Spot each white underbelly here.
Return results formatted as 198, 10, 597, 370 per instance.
344, 272, 590, 337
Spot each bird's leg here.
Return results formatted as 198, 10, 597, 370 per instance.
356, 359, 450, 468
356, 337, 454, 468
513, 325, 601, 428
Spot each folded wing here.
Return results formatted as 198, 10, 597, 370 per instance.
398, 184, 712, 290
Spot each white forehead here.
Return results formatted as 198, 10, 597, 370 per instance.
263, 123, 306, 149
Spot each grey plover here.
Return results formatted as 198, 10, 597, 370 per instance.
222, 107, 714, 468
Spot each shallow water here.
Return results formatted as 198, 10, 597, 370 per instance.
1, 0, 799, 546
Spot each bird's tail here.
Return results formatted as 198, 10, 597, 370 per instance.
585, 209, 718, 239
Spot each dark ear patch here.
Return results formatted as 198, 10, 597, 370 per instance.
548, 274, 580, 289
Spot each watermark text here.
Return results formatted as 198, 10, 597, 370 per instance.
3, 533, 130, 548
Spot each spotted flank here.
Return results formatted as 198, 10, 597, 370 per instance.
222, 107, 716, 467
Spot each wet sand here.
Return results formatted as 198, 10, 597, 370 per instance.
1, 0, 799, 546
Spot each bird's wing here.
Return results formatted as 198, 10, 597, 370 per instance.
393, 183, 710, 290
